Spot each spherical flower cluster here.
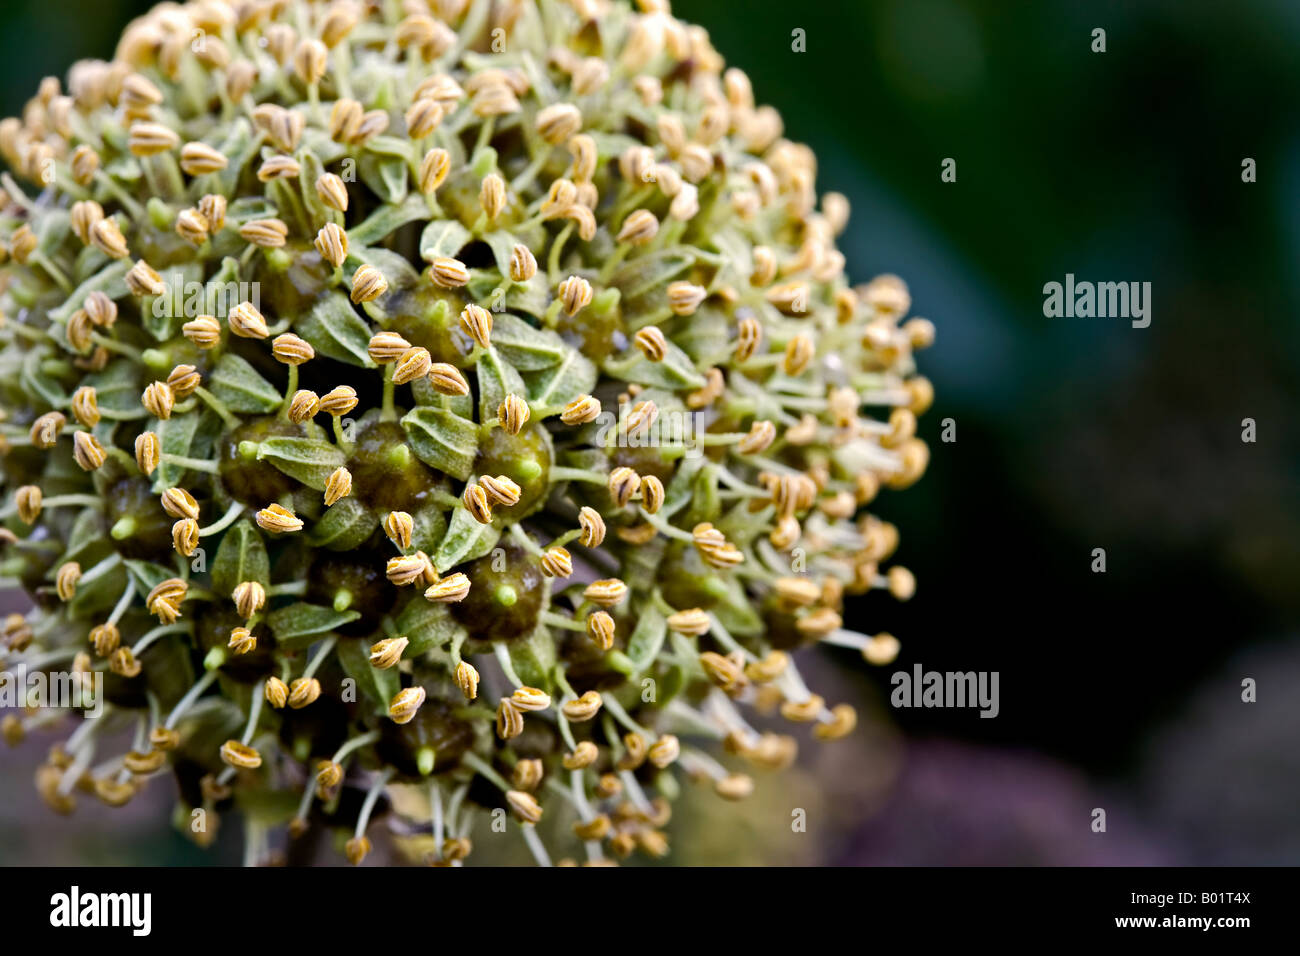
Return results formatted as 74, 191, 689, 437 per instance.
0, 0, 933, 865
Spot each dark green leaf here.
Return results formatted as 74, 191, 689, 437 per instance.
306, 496, 379, 551
419, 219, 472, 261
209, 353, 282, 413
336, 636, 399, 717
256, 437, 347, 490
210, 520, 269, 596
489, 313, 570, 370
433, 506, 500, 573
625, 603, 667, 673
400, 406, 478, 480
265, 602, 360, 650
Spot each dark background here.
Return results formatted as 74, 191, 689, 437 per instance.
2, 0, 1297, 865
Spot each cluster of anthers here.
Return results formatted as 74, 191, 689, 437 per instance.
0, 0, 933, 865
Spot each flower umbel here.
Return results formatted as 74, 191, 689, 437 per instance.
0, 0, 933, 866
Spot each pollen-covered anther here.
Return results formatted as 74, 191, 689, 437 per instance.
511, 686, 551, 713
714, 773, 754, 801
455, 661, 479, 701
624, 400, 658, 438
383, 511, 414, 550
430, 256, 470, 289
618, 733, 648, 771
318, 385, 359, 416
316, 172, 349, 212
666, 608, 711, 636
316, 761, 343, 795
425, 572, 470, 603
780, 693, 826, 723
389, 686, 426, 724
89, 217, 129, 258
256, 503, 303, 534
15, 486, 42, 524
427, 363, 470, 395
496, 697, 524, 739
563, 741, 599, 771
506, 789, 543, 825
179, 141, 227, 175
3, 615, 33, 652
862, 632, 901, 666
814, 704, 858, 741
109, 647, 142, 678
667, 280, 707, 316
387, 552, 434, 587
232, 581, 266, 619
123, 749, 165, 775
586, 610, 615, 650
607, 467, 641, 508
149, 727, 179, 752
146, 578, 187, 624
617, 208, 660, 245
418, 147, 450, 194
572, 815, 612, 842
692, 522, 744, 568
55, 562, 81, 602
369, 636, 409, 670
228, 627, 257, 655
166, 365, 201, 399
258, 154, 301, 182
782, 333, 815, 375
479, 173, 507, 220
560, 394, 601, 425
239, 218, 289, 249
511, 758, 543, 792
220, 740, 262, 770
141, 381, 175, 420
796, 608, 842, 638
583, 578, 628, 607
123, 260, 166, 297
228, 302, 269, 339
72, 431, 107, 471
648, 735, 681, 769
273, 333, 315, 366
175, 208, 209, 244
127, 120, 179, 156
737, 420, 777, 455
461, 483, 493, 524
557, 275, 593, 315
498, 394, 530, 435
314, 222, 348, 269
699, 651, 748, 694
287, 389, 320, 424
561, 691, 602, 722
182, 315, 222, 349
540, 547, 572, 578
29, 411, 65, 448
84, 291, 117, 327
289, 678, 322, 709
323, 467, 352, 507
459, 304, 493, 348
197, 194, 226, 232
264, 677, 290, 709
508, 244, 537, 282
351, 264, 389, 303
160, 487, 199, 521
173, 518, 200, 557
367, 332, 410, 364
746, 651, 790, 685
638, 475, 666, 515
577, 506, 607, 547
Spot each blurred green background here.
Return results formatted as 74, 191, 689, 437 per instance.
2, 0, 1297, 865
